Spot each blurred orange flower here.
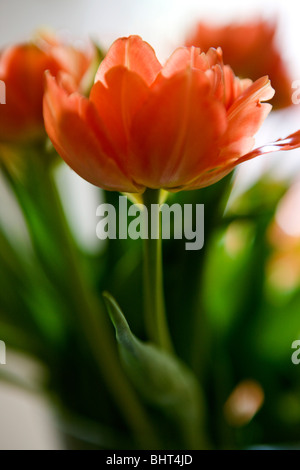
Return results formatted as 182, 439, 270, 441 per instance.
43, 36, 300, 194
186, 20, 292, 109
0, 32, 94, 143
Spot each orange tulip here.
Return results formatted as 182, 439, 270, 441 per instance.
186, 20, 292, 109
43, 36, 300, 194
0, 32, 94, 143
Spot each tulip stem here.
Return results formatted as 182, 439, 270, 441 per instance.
142, 189, 174, 354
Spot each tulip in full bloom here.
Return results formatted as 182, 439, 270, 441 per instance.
0, 32, 95, 143
185, 20, 292, 109
43, 36, 300, 194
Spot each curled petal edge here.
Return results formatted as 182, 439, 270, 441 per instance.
177, 130, 300, 191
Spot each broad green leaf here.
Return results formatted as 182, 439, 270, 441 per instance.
103, 292, 208, 449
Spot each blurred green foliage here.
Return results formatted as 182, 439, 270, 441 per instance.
0, 150, 300, 449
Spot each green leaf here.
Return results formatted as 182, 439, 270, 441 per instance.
103, 292, 208, 449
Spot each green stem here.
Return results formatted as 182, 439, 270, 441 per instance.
1, 147, 159, 449
142, 189, 174, 354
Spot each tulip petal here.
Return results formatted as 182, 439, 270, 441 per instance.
174, 165, 235, 191
223, 65, 253, 109
90, 66, 150, 172
95, 36, 162, 87
219, 76, 274, 158
37, 32, 94, 87
0, 45, 60, 141
184, 130, 300, 191
43, 73, 142, 192
131, 68, 227, 189
236, 130, 300, 164
159, 46, 212, 79
227, 76, 274, 118
186, 20, 292, 109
